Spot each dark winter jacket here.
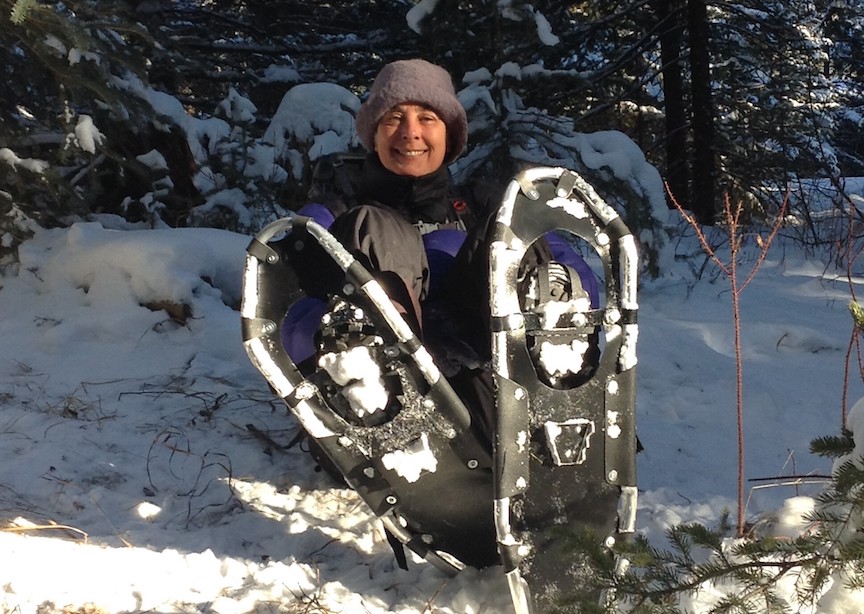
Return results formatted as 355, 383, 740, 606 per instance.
357, 155, 458, 224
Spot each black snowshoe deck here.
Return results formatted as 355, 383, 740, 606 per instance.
240, 165, 638, 613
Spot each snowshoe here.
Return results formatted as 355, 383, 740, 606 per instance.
240, 165, 638, 613
241, 214, 498, 572
489, 167, 639, 613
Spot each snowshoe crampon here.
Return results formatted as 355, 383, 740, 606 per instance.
241, 214, 498, 572
491, 167, 638, 613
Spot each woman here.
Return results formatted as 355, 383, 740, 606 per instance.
325, 58, 477, 329
290, 59, 594, 430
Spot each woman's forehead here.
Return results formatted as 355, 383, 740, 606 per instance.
384, 102, 440, 115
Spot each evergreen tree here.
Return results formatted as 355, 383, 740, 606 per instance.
570, 427, 864, 613
820, 0, 864, 177
0, 0, 168, 255
409, 1, 669, 272
4, 0, 864, 262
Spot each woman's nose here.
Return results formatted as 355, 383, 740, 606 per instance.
399, 116, 421, 138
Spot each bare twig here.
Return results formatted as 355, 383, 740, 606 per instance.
3, 520, 89, 542
421, 577, 450, 614
670, 187, 787, 537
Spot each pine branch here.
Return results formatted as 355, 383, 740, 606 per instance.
9, 0, 37, 25
850, 301, 864, 332
606, 444, 864, 611
811, 430, 855, 458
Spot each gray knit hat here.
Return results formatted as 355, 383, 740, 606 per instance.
355, 59, 468, 165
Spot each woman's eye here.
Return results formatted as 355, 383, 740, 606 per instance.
383, 113, 403, 124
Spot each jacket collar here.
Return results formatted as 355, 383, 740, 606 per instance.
358, 154, 454, 223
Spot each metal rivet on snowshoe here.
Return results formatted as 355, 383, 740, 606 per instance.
607, 380, 619, 395
467, 459, 479, 469
421, 534, 434, 544
597, 232, 610, 246
605, 536, 616, 548
353, 307, 364, 319
385, 495, 398, 505
266, 253, 279, 264
342, 283, 355, 295
556, 170, 578, 198
383, 346, 400, 359
503, 313, 524, 330
608, 470, 619, 482
262, 321, 276, 334
294, 382, 316, 400
363, 467, 375, 478
517, 176, 540, 200
422, 398, 435, 409
293, 240, 304, 252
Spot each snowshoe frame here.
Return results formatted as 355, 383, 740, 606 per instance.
490, 167, 639, 613
242, 215, 496, 573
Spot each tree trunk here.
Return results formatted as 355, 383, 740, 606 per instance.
653, 0, 690, 210
687, 0, 716, 223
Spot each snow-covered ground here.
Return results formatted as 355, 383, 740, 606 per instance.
1, 215, 864, 613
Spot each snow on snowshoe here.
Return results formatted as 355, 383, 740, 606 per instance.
241, 215, 498, 572
489, 167, 639, 613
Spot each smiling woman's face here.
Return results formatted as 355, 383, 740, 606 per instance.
374, 103, 447, 177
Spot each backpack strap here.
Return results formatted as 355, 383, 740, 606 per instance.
451, 197, 474, 228
414, 218, 467, 236
308, 152, 367, 208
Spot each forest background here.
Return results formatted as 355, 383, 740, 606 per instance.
1, 0, 862, 263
